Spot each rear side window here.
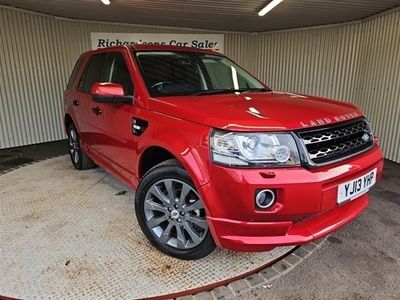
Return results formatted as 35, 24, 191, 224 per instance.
102, 53, 133, 95
66, 56, 84, 90
78, 53, 107, 93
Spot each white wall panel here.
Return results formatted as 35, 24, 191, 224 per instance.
356, 11, 400, 163
0, 6, 253, 149
256, 9, 400, 163
0, 5, 399, 163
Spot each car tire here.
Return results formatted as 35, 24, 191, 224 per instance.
135, 159, 216, 260
67, 123, 96, 170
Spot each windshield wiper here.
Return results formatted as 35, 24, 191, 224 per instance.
193, 87, 270, 96
240, 88, 271, 93
193, 88, 236, 96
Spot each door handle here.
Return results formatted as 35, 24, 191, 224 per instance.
73, 99, 79, 107
92, 106, 102, 115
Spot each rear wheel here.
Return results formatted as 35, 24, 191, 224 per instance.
67, 123, 96, 170
135, 159, 216, 260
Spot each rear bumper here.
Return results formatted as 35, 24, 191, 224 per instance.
199, 145, 384, 252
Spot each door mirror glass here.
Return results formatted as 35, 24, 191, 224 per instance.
91, 82, 133, 104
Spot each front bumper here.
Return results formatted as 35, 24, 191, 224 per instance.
198, 145, 384, 252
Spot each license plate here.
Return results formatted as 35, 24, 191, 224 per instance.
337, 168, 377, 204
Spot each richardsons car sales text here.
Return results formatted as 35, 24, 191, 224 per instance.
96, 38, 219, 49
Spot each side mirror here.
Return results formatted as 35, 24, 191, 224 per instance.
91, 82, 133, 104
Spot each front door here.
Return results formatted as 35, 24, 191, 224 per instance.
90, 51, 137, 183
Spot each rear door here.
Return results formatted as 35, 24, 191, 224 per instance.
64, 55, 85, 131
74, 53, 107, 147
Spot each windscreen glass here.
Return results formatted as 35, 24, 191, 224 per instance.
135, 51, 267, 97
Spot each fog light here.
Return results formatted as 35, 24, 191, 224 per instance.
255, 189, 276, 209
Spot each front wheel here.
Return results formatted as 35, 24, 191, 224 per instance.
135, 159, 216, 260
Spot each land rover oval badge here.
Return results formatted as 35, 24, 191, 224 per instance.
362, 132, 370, 142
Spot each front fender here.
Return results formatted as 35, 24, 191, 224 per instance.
136, 110, 212, 188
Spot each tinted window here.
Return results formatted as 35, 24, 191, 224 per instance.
102, 53, 133, 95
136, 53, 204, 97
78, 53, 107, 93
135, 51, 266, 97
66, 56, 84, 90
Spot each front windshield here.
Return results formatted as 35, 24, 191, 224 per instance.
135, 51, 269, 97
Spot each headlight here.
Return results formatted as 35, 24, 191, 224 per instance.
211, 129, 300, 167
364, 118, 374, 137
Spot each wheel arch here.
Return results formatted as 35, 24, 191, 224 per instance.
137, 143, 211, 188
64, 113, 75, 133
138, 146, 176, 178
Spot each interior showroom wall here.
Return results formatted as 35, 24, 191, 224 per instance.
0, 5, 399, 162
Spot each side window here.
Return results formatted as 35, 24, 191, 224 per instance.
102, 53, 134, 95
67, 56, 84, 90
78, 53, 107, 93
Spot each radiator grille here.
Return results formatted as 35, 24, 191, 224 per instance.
296, 118, 373, 165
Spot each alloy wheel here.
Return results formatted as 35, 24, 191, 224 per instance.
69, 129, 80, 164
144, 179, 208, 249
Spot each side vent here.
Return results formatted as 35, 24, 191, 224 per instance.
132, 118, 148, 136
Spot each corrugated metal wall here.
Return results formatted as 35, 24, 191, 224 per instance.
357, 11, 400, 164
256, 9, 400, 163
0, 5, 399, 162
0, 6, 254, 149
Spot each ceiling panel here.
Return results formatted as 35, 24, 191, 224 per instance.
0, 0, 399, 32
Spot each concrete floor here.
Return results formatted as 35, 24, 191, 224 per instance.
1, 141, 399, 299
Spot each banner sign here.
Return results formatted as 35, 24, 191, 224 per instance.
91, 33, 224, 53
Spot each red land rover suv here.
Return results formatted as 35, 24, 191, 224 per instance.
64, 45, 384, 259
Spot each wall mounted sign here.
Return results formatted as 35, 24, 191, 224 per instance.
91, 33, 224, 53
